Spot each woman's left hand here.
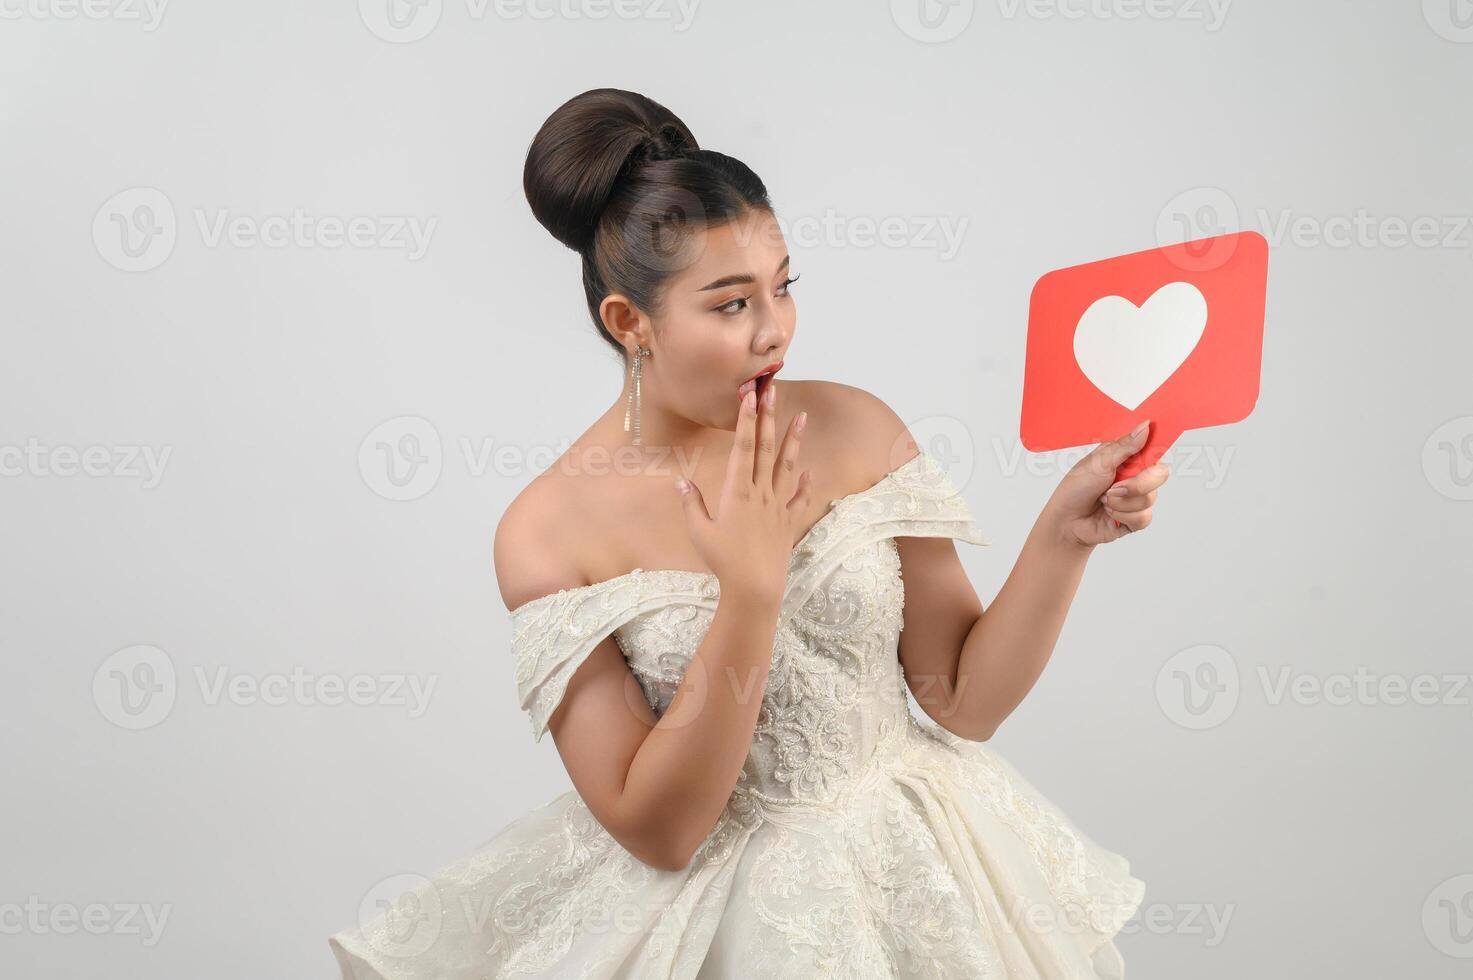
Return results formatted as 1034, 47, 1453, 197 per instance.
1045, 420, 1171, 548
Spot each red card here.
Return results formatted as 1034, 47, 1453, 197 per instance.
1021, 231, 1268, 482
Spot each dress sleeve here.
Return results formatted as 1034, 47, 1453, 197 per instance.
854, 449, 991, 545
510, 575, 699, 743
779, 449, 990, 626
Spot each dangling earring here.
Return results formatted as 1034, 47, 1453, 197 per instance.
623, 346, 650, 445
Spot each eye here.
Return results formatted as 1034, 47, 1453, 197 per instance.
715, 274, 800, 315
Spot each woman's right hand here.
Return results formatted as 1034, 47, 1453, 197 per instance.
675, 380, 809, 605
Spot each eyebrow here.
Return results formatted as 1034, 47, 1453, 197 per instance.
696, 255, 790, 292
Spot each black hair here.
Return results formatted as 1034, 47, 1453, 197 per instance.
523, 88, 774, 358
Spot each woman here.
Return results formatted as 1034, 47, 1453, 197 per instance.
330, 87, 1163, 979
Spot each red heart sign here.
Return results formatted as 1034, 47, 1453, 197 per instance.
1022, 231, 1269, 482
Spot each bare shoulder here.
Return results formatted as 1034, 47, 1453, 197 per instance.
797, 379, 920, 485
493, 466, 587, 614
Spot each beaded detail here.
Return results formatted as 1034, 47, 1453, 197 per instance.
326, 448, 1146, 979
510, 449, 989, 746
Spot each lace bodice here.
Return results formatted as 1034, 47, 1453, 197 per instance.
509, 449, 991, 808
329, 448, 1146, 979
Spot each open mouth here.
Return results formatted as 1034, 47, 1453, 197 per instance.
738, 363, 782, 402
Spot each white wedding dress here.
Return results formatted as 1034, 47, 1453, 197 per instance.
329, 449, 1144, 979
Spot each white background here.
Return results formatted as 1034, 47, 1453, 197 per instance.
2, 1, 1471, 977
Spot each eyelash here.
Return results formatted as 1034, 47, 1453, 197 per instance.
716, 274, 801, 315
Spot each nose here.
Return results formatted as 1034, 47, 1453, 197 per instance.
753, 310, 787, 356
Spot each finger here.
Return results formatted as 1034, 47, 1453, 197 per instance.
675, 473, 712, 535
772, 406, 805, 500
1082, 420, 1151, 480
1104, 505, 1151, 533
725, 389, 759, 500
1098, 460, 1168, 503
1097, 488, 1157, 513
786, 469, 813, 529
753, 379, 778, 487
1110, 462, 1170, 495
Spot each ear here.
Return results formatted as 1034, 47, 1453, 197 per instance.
599, 293, 648, 350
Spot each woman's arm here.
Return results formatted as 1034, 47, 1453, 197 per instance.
920, 513, 1095, 741
815, 382, 1170, 742
902, 422, 1169, 741
596, 586, 782, 869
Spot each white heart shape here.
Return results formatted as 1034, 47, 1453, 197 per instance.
1073, 281, 1207, 411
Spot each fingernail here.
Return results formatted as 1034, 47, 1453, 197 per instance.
744, 390, 756, 412
764, 381, 775, 406
1130, 419, 1150, 440
795, 411, 807, 432
1107, 485, 1128, 497
676, 479, 690, 494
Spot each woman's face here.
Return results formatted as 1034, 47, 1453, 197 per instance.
607, 208, 796, 439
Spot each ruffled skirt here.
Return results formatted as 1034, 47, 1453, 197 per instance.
330, 717, 1143, 979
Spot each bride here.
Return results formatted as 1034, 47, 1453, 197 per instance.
330, 86, 1166, 979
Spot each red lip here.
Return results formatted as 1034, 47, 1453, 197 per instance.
742, 360, 784, 385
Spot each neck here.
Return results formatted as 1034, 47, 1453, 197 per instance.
601, 394, 728, 481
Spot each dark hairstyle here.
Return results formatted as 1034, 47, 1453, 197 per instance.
523, 88, 774, 358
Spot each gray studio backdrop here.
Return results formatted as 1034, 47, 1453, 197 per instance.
2, 2, 1470, 977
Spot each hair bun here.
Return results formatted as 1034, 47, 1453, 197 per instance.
630, 124, 693, 166
523, 89, 700, 255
